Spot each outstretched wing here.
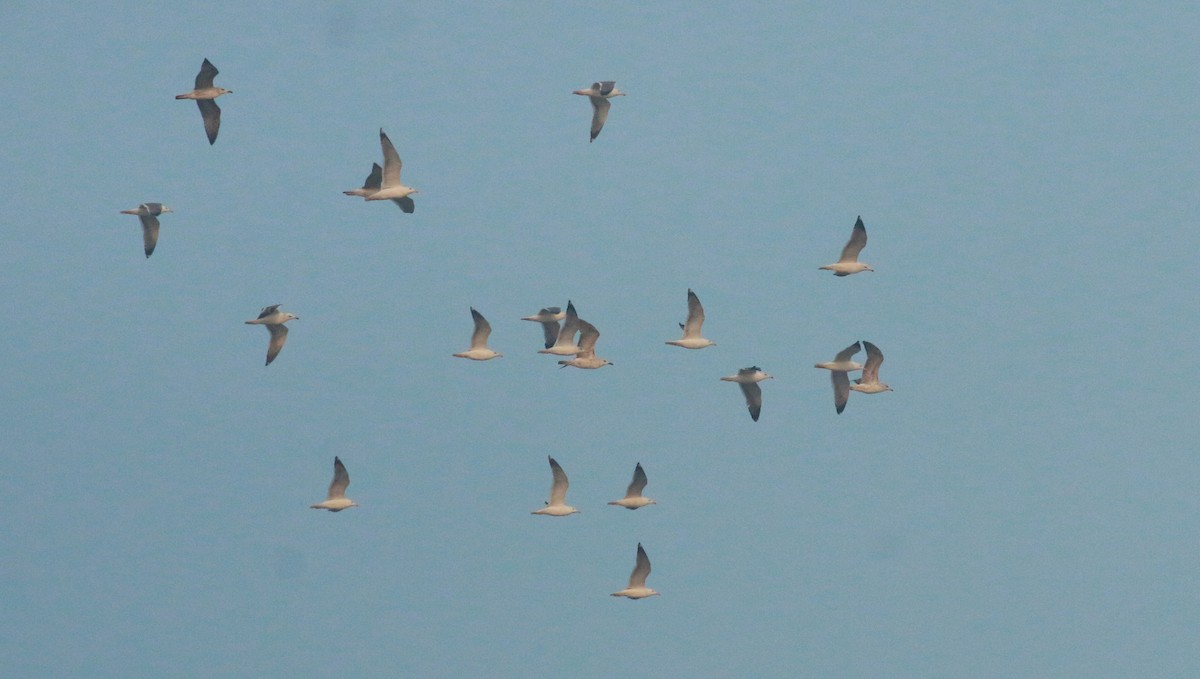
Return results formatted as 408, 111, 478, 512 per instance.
195, 58, 219, 89
328, 456, 350, 499
629, 543, 652, 588
625, 463, 649, 498
740, 382, 763, 422
838, 216, 868, 263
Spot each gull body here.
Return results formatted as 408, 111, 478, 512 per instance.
244, 304, 299, 366
344, 162, 413, 213
608, 463, 656, 509
573, 81, 626, 142
558, 320, 612, 369
365, 129, 417, 212
532, 456, 579, 516
119, 203, 173, 258
665, 289, 715, 349
611, 543, 659, 599
814, 341, 863, 372
175, 58, 231, 145
453, 307, 502, 361
721, 366, 773, 422
538, 301, 582, 355
310, 456, 358, 511
819, 216, 873, 276
521, 306, 565, 349
850, 341, 893, 395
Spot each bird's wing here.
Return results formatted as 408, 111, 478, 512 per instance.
139, 215, 160, 258
469, 308, 492, 349
548, 457, 569, 505
860, 341, 884, 384
266, 324, 289, 365
629, 543, 651, 588
328, 456, 350, 499
195, 58, 218, 89
682, 289, 705, 338
554, 302, 580, 348
393, 197, 415, 214
257, 304, 281, 319
834, 341, 862, 363
379, 129, 403, 186
625, 463, 648, 498
363, 163, 383, 191
589, 96, 611, 142
575, 320, 600, 357
540, 320, 560, 349
197, 99, 221, 145
838, 216, 868, 263
832, 371, 850, 414
740, 382, 763, 422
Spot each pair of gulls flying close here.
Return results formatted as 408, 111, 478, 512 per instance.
310, 457, 358, 511
522, 301, 612, 369
245, 305, 299, 366
343, 130, 418, 213
814, 341, 892, 414
531, 457, 656, 516
573, 81, 625, 142
176, 58, 231, 145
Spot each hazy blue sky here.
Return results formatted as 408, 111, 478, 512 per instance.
2, 2, 1198, 677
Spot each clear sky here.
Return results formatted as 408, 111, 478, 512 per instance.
2, 2, 1199, 677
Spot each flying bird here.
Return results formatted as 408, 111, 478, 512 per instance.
849, 341, 893, 395
538, 301, 582, 356
814, 342, 863, 414
573, 81, 626, 142
310, 456, 358, 511
344, 162, 414, 213
611, 543, 660, 599
175, 58, 231, 145
364, 129, 417, 213
558, 319, 613, 369
520, 306, 565, 350
453, 308, 502, 361
819, 216, 873, 276
532, 456, 579, 516
721, 367, 773, 421
119, 203, 172, 258
665, 288, 715, 349
608, 463, 656, 510
244, 304, 299, 366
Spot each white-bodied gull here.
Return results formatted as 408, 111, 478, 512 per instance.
119, 203, 173, 258
721, 367, 773, 422
611, 543, 659, 599
573, 81, 625, 142
364, 129, 417, 213
608, 463, 656, 510
310, 456, 358, 511
538, 301, 582, 356
850, 341, 893, 395
558, 319, 612, 369
665, 288, 715, 349
453, 307, 501, 361
532, 456, 579, 516
245, 304, 299, 366
819, 216, 873, 276
175, 58, 231, 145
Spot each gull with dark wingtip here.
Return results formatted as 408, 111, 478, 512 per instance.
573, 81, 625, 142
521, 306, 565, 350
244, 304, 298, 366
558, 319, 612, 369
310, 457, 358, 511
538, 301, 582, 356
665, 288, 715, 349
532, 457, 579, 517
850, 341, 893, 396
119, 203, 172, 258
814, 342, 863, 414
364, 129, 417, 213
175, 58, 231, 145
608, 463, 656, 510
453, 308, 501, 361
721, 367, 773, 421
820, 216, 874, 276
611, 543, 660, 599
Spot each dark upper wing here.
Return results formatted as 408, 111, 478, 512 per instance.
197, 99, 221, 145
196, 58, 219, 89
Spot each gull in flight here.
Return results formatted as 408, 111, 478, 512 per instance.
665, 288, 715, 349
343, 162, 414, 213
453, 307, 501, 361
310, 456, 358, 511
819, 216, 873, 276
175, 58, 231, 145
364, 129, 417, 212
611, 543, 660, 599
608, 463, 656, 510
245, 304, 299, 366
573, 81, 626, 142
849, 341, 893, 395
814, 342, 862, 414
721, 367, 773, 422
521, 306, 565, 350
538, 301, 581, 356
119, 203, 173, 258
532, 456, 579, 516
558, 319, 613, 369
